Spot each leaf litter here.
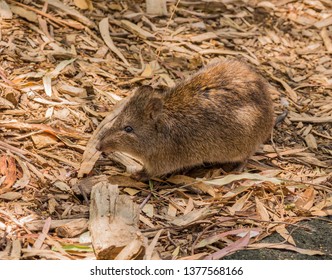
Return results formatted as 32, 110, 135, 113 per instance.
0, 0, 331, 260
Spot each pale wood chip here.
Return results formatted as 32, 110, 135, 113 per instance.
55, 218, 88, 238
74, 0, 93, 10
320, 28, 332, 53
190, 32, 218, 42
146, 0, 167, 16
290, 116, 332, 123
89, 181, 144, 260
314, 15, 332, 28
0, 192, 22, 201
9, 5, 38, 22
0, 0, 12, 19
304, 133, 318, 149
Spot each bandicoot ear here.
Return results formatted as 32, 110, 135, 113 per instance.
136, 85, 154, 95
145, 97, 163, 120
155, 118, 170, 134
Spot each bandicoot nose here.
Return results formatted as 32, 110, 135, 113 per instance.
96, 141, 102, 151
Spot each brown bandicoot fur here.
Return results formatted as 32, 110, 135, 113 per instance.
97, 59, 274, 180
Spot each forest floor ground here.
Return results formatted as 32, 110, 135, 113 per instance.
0, 0, 331, 260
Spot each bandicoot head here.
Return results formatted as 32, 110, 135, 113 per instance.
97, 86, 167, 160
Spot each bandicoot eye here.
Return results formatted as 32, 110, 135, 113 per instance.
124, 126, 133, 133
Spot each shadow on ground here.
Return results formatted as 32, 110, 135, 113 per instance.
224, 218, 332, 260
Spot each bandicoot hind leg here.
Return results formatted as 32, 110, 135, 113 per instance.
231, 159, 248, 173
131, 169, 150, 181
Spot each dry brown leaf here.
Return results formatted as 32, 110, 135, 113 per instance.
145, 229, 163, 260
167, 203, 177, 217
265, 148, 307, 158
99, 18, 130, 66
184, 198, 194, 215
195, 228, 261, 249
171, 207, 209, 227
0, 155, 17, 191
74, 0, 93, 10
204, 173, 282, 187
167, 175, 216, 197
11, 155, 30, 189
228, 191, 252, 215
295, 188, 315, 210
0, 122, 88, 139
255, 197, 270, 221
311, 209, 332, 216
139, 214, 155, 228
275, 225, 296, 246
248, 243, 325, 256
142, 204, 154, 218
180, 252, 208, 260
31, 133, 58, 149
205, 232, 251, 260
21, 249, 72, 260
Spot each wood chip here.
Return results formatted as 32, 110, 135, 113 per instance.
305, 134, 318, 149
0, 0, 12, 19
55, 218, 88, 238
146, 0, 167, 16
320, 28, 332, 53
89, 181, 144, 260
0, 192, 22, 201
314, 15, 332, 28
9, 5, 38, 22
190, 32, 218, 42
289, 116, 332, 123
